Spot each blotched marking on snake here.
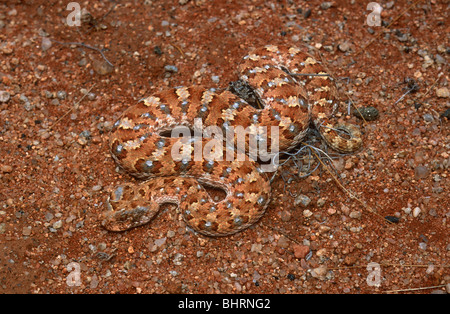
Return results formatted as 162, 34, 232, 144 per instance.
101, 45, 362, 236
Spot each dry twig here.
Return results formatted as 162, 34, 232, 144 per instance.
51, 39, 114, 67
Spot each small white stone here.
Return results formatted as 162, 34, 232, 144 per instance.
413, 207, 421, 217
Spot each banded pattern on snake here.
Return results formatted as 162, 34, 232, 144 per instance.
100, 45, 362, 236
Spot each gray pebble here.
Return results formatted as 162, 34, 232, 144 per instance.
211, 75, 220, 84
79, 130, 91, 139
24, 102, 33, 111
423, 113, 434, 122
435, 54, 445, 65
78, 58, 88, 67
295, 194, 311, 207
154, 237, 167, 247
19, 95, 29, 103
428, 208, 437, 217
57, 91, 67, 100
87, 92, 96, 101
44, 90, 54, 99
164, 65, 178, 73
41, 37, 52, 51
418, 242, 427, 250
414, 166, 429, 179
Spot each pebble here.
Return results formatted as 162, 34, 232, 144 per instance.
423, 113, 434, 123
251, 243, 262, 253
93, 59, 113, 75
276, 236, 290, 249
436, 87, 449, 98
435, 54, 445, 65
92, 185, 102, 192
22, 226, 32, 236
295, 194, 311, 207
211, 75, 220, 84
320, 2, 333, 10
0, 91, 11, 103
56, 91, 67, 100
327, 207, 336, 215
414, 165, 430, 179
293, 244, 310, 259
280, 210, 291, 222
317, 198, 327, 207
413, 207, 421, 217
53, 220, 63, 229
154, 237, 167, 247
303, 8, 312, 18
164, 65, 178, 73
441, 108, 450, 120
41, 37, 52, 51
167, 230, 175, 238
311, 265, 328, 279
173, 253, 184, 266
0, 165, 13, 173
349, 211, 362, 219
386, 1, 395, 9
338, 42, 350, 52
303, 209, 313, 217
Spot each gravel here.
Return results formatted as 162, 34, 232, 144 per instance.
295, 194, 311, 207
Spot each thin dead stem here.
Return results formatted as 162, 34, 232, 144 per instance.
51, 39, 114, 67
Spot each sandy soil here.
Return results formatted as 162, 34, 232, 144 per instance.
0, 0, 449, 294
